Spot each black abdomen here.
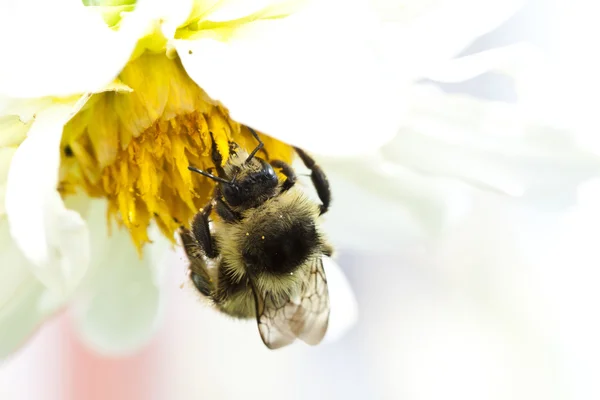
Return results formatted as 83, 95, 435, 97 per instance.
242, 218, 319, 275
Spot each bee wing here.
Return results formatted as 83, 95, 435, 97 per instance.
252, 257, 330, 349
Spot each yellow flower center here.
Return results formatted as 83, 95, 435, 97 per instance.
59, 52, 293, 250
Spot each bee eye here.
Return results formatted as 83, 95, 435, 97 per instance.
264, 163, 276, 178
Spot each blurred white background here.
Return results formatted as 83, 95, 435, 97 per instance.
4, 1, 600, 399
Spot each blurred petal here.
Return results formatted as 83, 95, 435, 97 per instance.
0, 219, 35, 317
318, 83, 600, 252
0, 148, 17, 217
425, 43, 538, 83
191, 0, 304, 23
175, 0, 401, 156
322, 257, 358, 343
390, 85, 600, 206
5, 103, 90, 295
0, 144, 30, 316
377, 0, 525, 83
0, 279, 60, 359
0, 0, 150, 98
0, 220, 66, 359
0, 115, 29, 150
0, 96, 60, 125
141, 0, 195, 39
71, 200, 170, 356
319, 154, 473, 253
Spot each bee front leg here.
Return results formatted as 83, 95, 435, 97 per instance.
180, 203, 219, 297
293, 147, 331, 215
190, 202, 217, 258
180, 228, 215, 297
213, 186, 242, 223
271, 160, 296, 192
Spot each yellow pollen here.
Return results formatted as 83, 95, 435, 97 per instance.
261, 236, 265, 240
59, 53, 292, 252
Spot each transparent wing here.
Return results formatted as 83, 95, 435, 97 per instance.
253, 257, 330, 350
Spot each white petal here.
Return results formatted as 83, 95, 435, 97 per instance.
70, 200, 171, 356
0, 219, 34, 313
0, 0, 150, 98
0, 148, 17, 217
0, 280, 62, 359
143, 0, 196, 40
317, 84, 600, 252
0, 148, 27, 308
424, 43, 539, 83
322, 257, 358, 343
200, 0, 301, 22
376, 0, 525, 83
318, 153, 473, 253
0, 96, 58, 126
522, 2, 600, 143
0, 115, 29, 149
391, 85, 600, 203
0, 219, 67, 359
176, 0, 402, 156
5, 104, 90, 295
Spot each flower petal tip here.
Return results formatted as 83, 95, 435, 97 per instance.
322, 257, 358, 344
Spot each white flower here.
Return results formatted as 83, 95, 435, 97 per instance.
0, 0, 532, 357
321, 40, 600, 253
0, 0, 390, 357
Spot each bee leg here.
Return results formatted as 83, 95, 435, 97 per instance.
190, 202, 217, 259
212, 186, 242, 222
215, 198, 241, 222
271, 160, 296, 192
260, 145, 271, 161
180, 227, 215, 297
293, 147, 331, 215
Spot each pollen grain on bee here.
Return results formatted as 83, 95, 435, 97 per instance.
246, 232, 250, 236
261, 235, 265, 240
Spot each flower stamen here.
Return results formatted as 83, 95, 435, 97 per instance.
59, 53, 292, 251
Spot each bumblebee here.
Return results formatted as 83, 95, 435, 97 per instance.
180, 127, 332, 349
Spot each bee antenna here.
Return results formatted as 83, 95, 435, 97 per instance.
245, 127, 264, 164
230, 170, 240, 184
188, 165, 233, 185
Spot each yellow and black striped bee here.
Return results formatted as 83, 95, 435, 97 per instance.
180, 127, 333, 349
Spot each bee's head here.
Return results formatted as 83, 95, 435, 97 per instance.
221, 157, 278, 209
242, 214, 320, 276
188, 153, 279, 210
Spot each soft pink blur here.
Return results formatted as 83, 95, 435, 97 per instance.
0, 311, 163, 400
